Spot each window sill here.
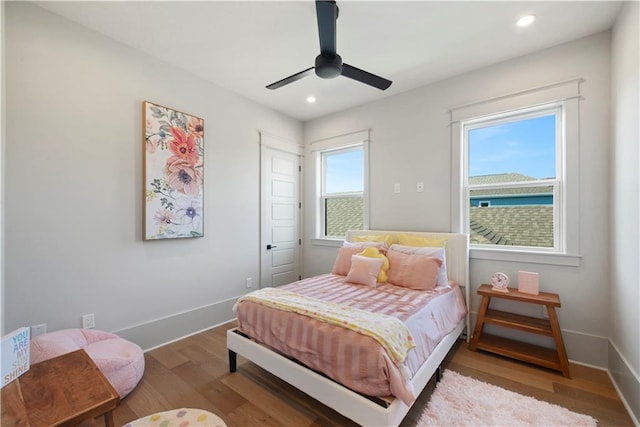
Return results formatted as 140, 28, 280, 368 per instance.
311, 238, 343, 248
470, 247, 581, 267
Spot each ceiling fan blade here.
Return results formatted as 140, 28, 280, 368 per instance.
341, 63, 392, 90
316, 0, 338, 56
266, 67, 315, 90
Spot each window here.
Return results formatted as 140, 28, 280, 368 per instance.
310, 130, 370, 242
321, 146, 364, 238
463, 104, 563, 251
450, 79, 581, 265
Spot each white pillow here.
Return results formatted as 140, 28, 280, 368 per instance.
389, 244, 449, 288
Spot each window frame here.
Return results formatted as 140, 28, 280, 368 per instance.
309, 130, 370, 246
462, 104, 564, 252
320, 145, 365, 239
449, 78, 582, 266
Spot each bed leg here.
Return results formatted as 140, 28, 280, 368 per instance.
229, 349, 237, 373
436, 365, 443, 382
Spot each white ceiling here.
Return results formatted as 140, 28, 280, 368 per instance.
35, 1, 623, 122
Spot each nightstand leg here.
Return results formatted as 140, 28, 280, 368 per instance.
547, 305, 571, 378
105, 411, 115, 427
468, 295, 491, 350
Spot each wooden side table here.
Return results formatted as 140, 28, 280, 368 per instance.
468, 284, 571, 378
1, 349, 120, 427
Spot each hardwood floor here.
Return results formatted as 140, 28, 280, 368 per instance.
87, 320, 634, 426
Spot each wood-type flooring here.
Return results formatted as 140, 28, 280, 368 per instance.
81, 320, 634, 427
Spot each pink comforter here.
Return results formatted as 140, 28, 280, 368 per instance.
235, 274, 467, 404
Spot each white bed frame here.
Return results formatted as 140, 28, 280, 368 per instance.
227, 231, 470, 427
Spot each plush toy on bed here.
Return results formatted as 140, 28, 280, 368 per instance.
358, 247, 389, 283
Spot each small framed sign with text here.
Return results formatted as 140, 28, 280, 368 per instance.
1, 327, 30, 388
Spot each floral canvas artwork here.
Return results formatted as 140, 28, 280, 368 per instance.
144, 101, 204, 239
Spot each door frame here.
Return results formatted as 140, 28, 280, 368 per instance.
259, 132, 304, 289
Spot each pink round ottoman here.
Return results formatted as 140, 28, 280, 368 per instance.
30, 328, 144, 398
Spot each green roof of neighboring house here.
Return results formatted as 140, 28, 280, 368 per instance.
470, 205, 553, 247
469, 173, 553, 197
326, 197, 363, 237
469, 173, 537, 185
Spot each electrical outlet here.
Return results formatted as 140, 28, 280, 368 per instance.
246, 278, 253, 289
393, 183, 401, 193
31, 323, 47, 337
82, 313, 95, 329
417, 181, 424, 192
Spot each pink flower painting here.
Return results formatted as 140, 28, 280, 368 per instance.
143, 101, 204, 239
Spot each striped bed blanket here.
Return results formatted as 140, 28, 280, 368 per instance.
234, 274, 467, 405
234, 287, 416, 365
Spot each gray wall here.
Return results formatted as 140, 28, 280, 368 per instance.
3, 2, 301, 347
611, 1, 640, 422
304, 32, 613, 366
1, 0, 5, 336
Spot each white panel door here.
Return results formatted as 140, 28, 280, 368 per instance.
261, 146, 301, 288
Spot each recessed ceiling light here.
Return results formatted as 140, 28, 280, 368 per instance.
306, 95, 316, 103
516, 15, 536, 27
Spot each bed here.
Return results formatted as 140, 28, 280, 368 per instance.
227, 230, 470, 426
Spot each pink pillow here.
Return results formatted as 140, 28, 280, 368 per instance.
345, 255, 384, 287
386, 250, 443, 290
389, 244, 449, 288
332, 246, 372, 275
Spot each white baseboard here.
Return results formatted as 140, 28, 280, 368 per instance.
112, 296, 239, 351
608, 340, 640, 426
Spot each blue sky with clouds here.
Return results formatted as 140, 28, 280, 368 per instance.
325, 148, 363, 193
468, 114, 556, 179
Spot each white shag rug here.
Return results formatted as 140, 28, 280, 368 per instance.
418, 370, 598, 427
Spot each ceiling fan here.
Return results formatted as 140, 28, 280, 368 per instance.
266, 0, 392, 91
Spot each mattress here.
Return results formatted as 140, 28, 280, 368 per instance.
235, 273, 467, 404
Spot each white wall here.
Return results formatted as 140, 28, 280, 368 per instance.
610, 1, 640, 422
4, 2, 302, 347
1, 0, 5, 336
304, 32, 613, 367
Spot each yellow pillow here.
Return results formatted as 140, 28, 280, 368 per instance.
352, 234, 395, 247
357, 247, 389, 283
397, 233, 447, 248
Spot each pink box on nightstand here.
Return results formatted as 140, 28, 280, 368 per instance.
518, 271, 539, 295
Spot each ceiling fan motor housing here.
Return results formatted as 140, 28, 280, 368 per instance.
315, 53, 343, 79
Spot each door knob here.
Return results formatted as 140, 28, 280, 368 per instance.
266, 244, 277, 250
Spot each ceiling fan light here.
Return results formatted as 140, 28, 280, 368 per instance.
516, 15, 536, 27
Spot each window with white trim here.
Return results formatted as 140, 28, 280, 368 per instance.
320, 145, 364, 238
463, 104, 563, 251
311, 130, 370, 241
450, 79, 581, 265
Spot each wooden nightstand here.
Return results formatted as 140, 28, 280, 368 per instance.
468, 284, 571, 378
